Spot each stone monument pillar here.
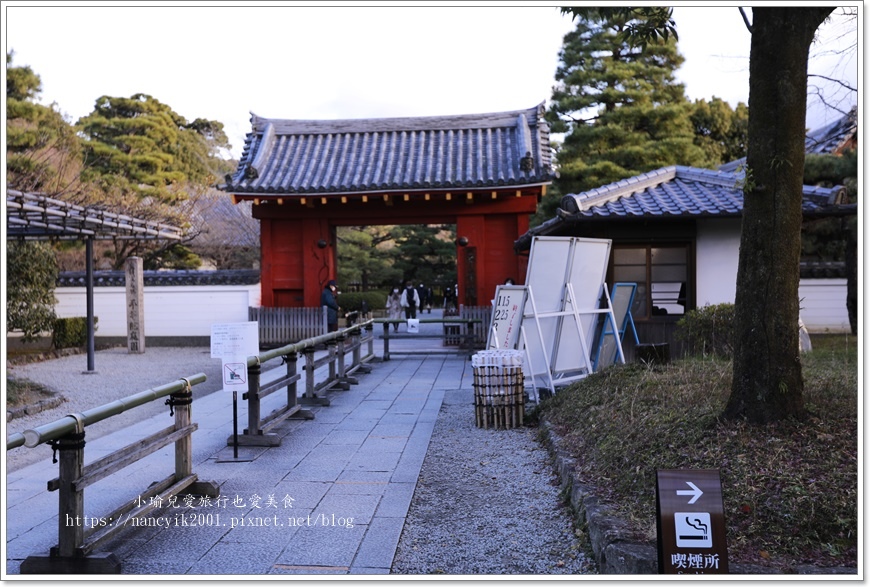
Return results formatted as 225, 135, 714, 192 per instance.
125, 257, 145, 353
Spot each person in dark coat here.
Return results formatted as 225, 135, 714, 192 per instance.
321, 280, 340, 332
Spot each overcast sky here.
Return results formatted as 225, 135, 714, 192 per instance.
3, 3, 860, 160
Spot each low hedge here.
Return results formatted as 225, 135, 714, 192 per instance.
675, 303, 734, 359
52, 316, 98, 349
337, 291, 388, 314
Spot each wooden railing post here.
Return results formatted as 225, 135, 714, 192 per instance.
366, 322, 375, 360
382, 322, 391, 361
55, 426, 85, 559
21, 418, 123, 573
327, 339, 338, 384
285, 351, 299, 408
337, 333, 358, 388
172, 383, 194, 480
351, 326, 361, 367
300, 347, 329, 406
245, 359, 262, 437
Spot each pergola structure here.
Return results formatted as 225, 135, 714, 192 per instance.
5, 189, 183, 371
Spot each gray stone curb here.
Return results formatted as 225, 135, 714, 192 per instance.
6, 394, 66, 422
537, 418, 857, 576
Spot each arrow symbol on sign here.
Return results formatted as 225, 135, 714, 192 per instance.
676, 481, 703, 504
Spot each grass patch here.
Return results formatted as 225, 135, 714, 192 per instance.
539, 334, 858, 571
6, 374, 57, 407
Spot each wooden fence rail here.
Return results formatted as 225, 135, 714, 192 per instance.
234, 320, 376, 446
6, 374, 219, 574
376, 318, 482, 360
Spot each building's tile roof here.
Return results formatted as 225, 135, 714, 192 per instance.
515, 165, 850, 252
805, 105, 858, 154
221, 104, 555, 195
56, 270, 261, 287
557, 165, 847, 219
719, 105, 857, 172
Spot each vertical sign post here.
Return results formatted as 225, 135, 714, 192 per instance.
656, 469, 729, 574
125, 256, 145, 354
211, 322, 259, 460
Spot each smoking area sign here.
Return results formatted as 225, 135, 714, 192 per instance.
656, 469, 729, 574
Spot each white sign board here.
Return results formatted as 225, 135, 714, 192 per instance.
487, 285, 527, 350
522, 236, 612, 393
211, 321, 259, 359
211, 322, 259, 392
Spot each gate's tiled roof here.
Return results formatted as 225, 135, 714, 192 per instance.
220, 104, 555, 195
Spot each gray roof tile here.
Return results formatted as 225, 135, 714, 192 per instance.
558, 166, 846, 219
221, 104, 555, 195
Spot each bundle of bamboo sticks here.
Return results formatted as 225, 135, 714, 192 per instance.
472, 350, 525, 429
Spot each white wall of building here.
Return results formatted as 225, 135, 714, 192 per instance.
798, 279, 850, 333
54, 284, 261, 337
695, 218, 741, 307
694, 218, 849, 333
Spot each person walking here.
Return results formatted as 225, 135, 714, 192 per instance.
443, 284, 457, 313
386, 285, 403, 332
400, 281, 420, 320
321, 280, 340, 332
417, 283, 433, 314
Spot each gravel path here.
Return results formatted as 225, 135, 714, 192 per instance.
391, 388, 596, 576
5, 346, 227, 471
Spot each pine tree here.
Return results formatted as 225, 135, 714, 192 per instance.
547, 9, 723, 196
77, 93, 231, 204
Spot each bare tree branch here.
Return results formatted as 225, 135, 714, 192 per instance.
739, 7, 754, 34
808, 74, 857, 93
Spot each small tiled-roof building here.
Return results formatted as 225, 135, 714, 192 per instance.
515, 165, 853, 346
221, 104, 555, 308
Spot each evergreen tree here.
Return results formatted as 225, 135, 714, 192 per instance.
337, 226, 403, 290
77, 93, 231, 204
6, 51, 85, 195
547, 9, 728, 196
801, 150, 858, 334
6, 241, 58, 342
389, 225, 457, 290
690, 97, 749, 165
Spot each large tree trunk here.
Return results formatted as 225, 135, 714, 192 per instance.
724, 7, 833, 423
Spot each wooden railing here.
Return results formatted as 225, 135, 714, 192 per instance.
234, 320, 375, 446
6, 374, 218, 574
376, 318, 482, 360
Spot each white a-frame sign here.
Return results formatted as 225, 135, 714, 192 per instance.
514, 236, 623, 399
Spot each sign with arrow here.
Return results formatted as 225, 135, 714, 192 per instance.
676, 481, 703, 504
656, 469, 729, 574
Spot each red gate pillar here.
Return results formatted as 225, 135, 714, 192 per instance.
457, 213, 530, 309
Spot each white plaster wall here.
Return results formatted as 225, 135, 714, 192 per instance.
695, 218, 741, 307
798, 279, 850, 333
54, 284, 261, 337
694, 219, 848, 332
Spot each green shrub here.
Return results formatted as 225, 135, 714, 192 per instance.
52, 316, 98, 349
337, 291, 387, 315
675, 303, 734, 358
